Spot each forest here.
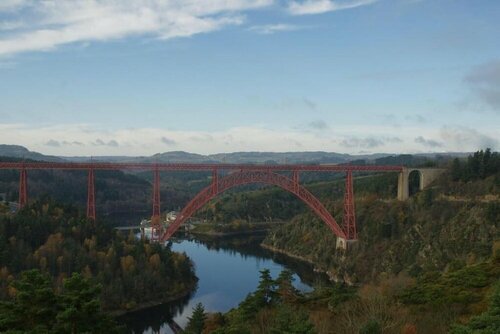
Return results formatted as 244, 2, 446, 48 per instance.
450, 149, 500, 182
0, 199, 197, 332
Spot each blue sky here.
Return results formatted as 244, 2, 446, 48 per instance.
0, 0, 499, 155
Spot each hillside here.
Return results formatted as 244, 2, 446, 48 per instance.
197, 167, 498, 282
262, 151, 499, 283
188, 150, 499, 284
202, 150, 499, 333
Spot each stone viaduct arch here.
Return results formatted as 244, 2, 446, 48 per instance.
397, 167, 445, 200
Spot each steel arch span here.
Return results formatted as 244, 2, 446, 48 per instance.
161, 170, 347, 241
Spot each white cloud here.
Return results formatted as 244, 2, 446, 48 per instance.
248, 23, 301, 34
0, 0, 273, 56
92, 138, 120, 147
0, 0, 27, 12
2, 123, 497, 156
440, 126, 499, 151
414, 136, 443, 148
161, 136, 177, 146
45, 139, 61, 147
0, 20, 24, 31
464, 59, 500, 112
340, 136, 402, 149
307, 120, 329, 131
288, 0, 377, 15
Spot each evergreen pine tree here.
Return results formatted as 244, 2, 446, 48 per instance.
0, 269, 57, 332
55, 272, 120, 334
185, 302, 207, 334
254, 269, 277, 307
451, 158, 462, 181
276, 270, 300, 303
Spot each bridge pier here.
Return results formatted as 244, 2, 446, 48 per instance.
397, 167, 445, 200
292, 170, 299, 194
87, 168, 96, 220
342, 170, 357, 241
336, 237, 358, 250
151, 167, 162, 241
18, 168, 27, 208
397, 169, 410, 201
212, 168, 218, 194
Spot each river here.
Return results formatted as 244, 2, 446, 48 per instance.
118, 234, 329, 333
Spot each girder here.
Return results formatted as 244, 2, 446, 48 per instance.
0, 162, 403, 172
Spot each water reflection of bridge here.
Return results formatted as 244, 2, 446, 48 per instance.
166, 320, 183, 334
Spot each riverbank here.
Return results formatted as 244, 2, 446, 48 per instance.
110, 280, 197, 317
259, 243, 346, 283
189, 221, 286, 237
190, 228, 269, 237
260, 243, 317, 266
261, 241, 360, 285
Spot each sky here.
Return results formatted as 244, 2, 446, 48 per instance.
0, 0, 499, 156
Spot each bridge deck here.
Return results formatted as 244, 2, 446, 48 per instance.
0, 162, 403, 172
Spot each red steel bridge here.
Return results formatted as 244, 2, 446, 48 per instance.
0, 162, 403, 243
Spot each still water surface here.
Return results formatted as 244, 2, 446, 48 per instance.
119, 235, 328, 333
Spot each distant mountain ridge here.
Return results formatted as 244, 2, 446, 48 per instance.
57, 151, 476, 165
208, 151, 350, 164
33, 150, 372, 164
0, 145, 471, 164
0, 145, 63, 162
